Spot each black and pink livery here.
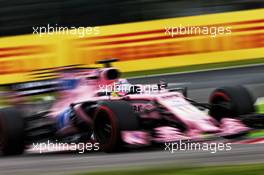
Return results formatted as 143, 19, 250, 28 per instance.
0, 59, 263, 155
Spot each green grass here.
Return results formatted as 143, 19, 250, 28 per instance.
122, 58, 264, 77
248, 130, 264, 138
74, 163, 264, 175
256, 103, 264, 114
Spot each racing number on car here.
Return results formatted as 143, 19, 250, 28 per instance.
133, 105, 143, 112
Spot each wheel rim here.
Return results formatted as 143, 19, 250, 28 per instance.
210, 92, 232, 120
94, 110, 113, 145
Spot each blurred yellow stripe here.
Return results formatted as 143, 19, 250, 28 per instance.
0, 9, 263, 84
114, 48, 264, 72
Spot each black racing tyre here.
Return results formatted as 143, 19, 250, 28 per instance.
93, 101, 139, 152
0, 108, 25, 156
209, 86, 255, 121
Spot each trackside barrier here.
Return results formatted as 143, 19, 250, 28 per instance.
0, 9, 263, 84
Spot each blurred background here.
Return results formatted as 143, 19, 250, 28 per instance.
0, 0, 263, 36
0, 0, 264, 175
0, 0, 263, 83
0, 0, 263, 84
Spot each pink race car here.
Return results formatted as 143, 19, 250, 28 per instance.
0, 59, 263, 155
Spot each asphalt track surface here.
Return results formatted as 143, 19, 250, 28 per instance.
130, 64, 264, 102
1, 65, 264, 175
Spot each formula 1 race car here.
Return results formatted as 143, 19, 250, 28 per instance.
0, 59, 263, 155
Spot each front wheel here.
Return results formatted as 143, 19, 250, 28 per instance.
209, 86, 255, 121
93, 101, 139, 152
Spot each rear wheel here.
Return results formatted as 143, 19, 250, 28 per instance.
93, 101, 139, 152
209, 86, 255, 121
0, 108, 25, 156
